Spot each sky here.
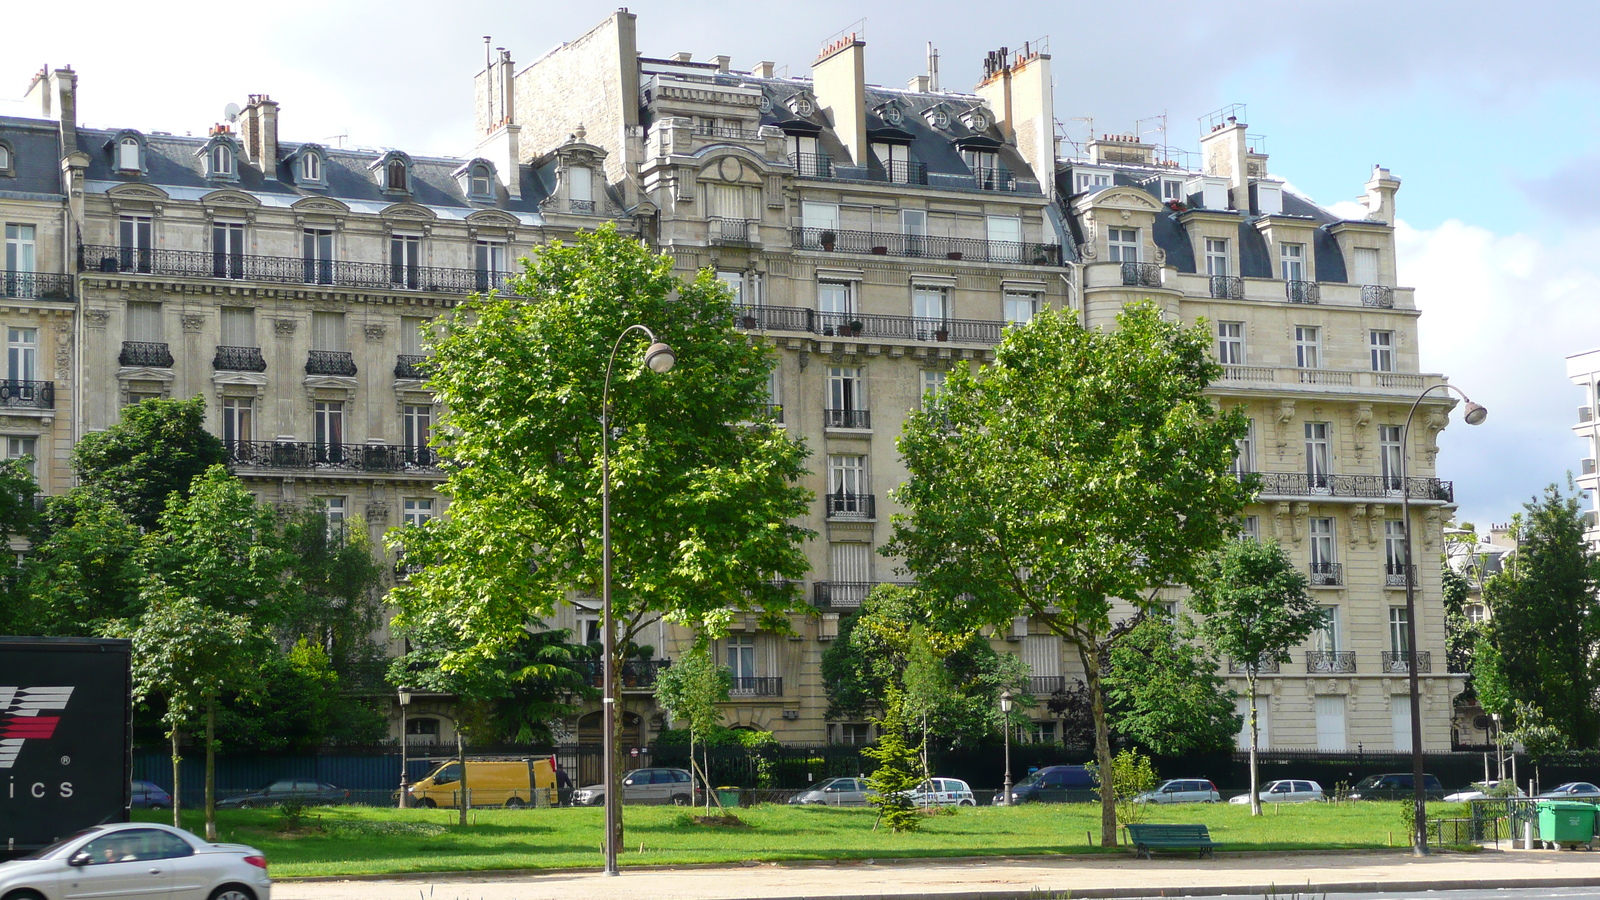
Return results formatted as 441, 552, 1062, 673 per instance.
5, 0, 1598, 528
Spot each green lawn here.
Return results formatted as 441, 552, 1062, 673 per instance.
134, 801, 1468, 878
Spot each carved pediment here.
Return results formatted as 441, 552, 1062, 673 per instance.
464, 208, 519, 228
697, 152, 766, 185
199, 189, 260, 208
106, 183, 170, 203
291, 196, 351, 215
380, 202, 438, 224
1073, 185, 1160, 215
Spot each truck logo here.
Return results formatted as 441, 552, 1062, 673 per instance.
0, 687, 74, 769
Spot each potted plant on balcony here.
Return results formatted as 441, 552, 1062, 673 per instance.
935, 327, 949, 342
871, 243, 889, 255
741, 313, 758, 329
819, 230, 837, 251
847, 320, 864, 337
946, 250, 963, 260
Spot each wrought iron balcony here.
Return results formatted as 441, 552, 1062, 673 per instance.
1028, 675, 1067, 695
80, 244, 512, 295
1121, 262, 1162, 287
1385, 563, 1418, 588
791, 227, 1062, 266
1248, 472, 1454, 503
708, 217, 756, 246
1305, 651, 1357, 674
225, 440, 440, 473
871, 159, 928, 185
1227, 655, 1280, 674
1381, 650, 1431, 674
823, 408, 871, 429
1285, 280, 1321, 304
213, 345, 266, 372
971, 164, 1019, 192
825, 491, 875, 520
306, 350, 357, 377
694, 123, 761, 141
586, 659, 671, 690
394, 354, 427, 380
1209, 275, 1244, 300
120, 341, 174, 368
810, 581, 894, 609
788, 152, 833, 178
734, 304, 1009, 345
728, 676, 783, 697
1361, 285, 1394, 308
0, 380, 55, 410
1, 271, 73, 301
1309, 562, 1343, 586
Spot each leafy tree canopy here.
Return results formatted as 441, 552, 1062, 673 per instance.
1104, 614, 1240, 756
71, 397, 226, 530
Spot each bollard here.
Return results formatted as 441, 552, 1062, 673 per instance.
1525, 818, 1535, 850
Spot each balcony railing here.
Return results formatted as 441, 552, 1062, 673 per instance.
1121, 262, 1162, 287
120, 341, 174, 367
1216, 365, 1433, 394
810, 581, 916, 609
0, 380, 55, 410
736, 304, 1009, 345
826, 491, 875, 520
729, 676, 783, 697
1385, 564, 1418, 588
823, 408, 871, 429
971, 164, 1019, 192
1248, 472, 1454, 503
872, 159, 928, 185
1209, 275, 1244, 300
586, 659, 671, 690
1361, 285, 1395, 308
1028, 676, 1067, 695
80, 244, 513, 295
1309, 562, 1343, 586
1227, 655, 1280, 674
225, 440, 440, 473
1305, 651, 1357, 674
306, 350, 357, 377
694, 123, 761, 141
394, 354, 427, 380
1381, 651, 1431, 674
213, 345, 267, 372
1285, 280, 1320, 304
789, 152, 834, 178
792, 227, 1062, 267
1, 271, 73, 300
708, 217, 756, 246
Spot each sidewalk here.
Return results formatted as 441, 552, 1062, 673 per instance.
273, 848, 1600, 900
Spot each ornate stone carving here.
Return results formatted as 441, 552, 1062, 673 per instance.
1290, 502, 1308, 543
1153, 247, 1167, 267
84, 309, 110, 328
1348, 505, 1367, 547
364, 323, 386, 342
181, 313, 205, 333
365, 501, 390, 525
274, 318, 298, 337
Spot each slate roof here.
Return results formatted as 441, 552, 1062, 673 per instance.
0, 116, 65, 198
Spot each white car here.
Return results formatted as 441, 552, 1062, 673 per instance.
0, 822, 270, 900
905, 778, 977, 807
1135, 779, 1222, 804
1228, 779, 1324, 804
1443, 780, 1528, 802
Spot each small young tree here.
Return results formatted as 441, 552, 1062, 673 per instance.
1087, 748, 1160, 827
863, 692, 924, 833
1189, 538, 1318, 816
653, 642, 731, 812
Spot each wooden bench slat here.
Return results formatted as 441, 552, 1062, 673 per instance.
1125, 824, 1216, 859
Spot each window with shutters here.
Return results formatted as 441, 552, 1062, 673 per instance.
126, 302, 162, 343
220, 307, 255, 348
401, 316, 428, 357
312, 312, 345, 351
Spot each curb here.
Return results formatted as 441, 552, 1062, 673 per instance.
747, 880, 1600, 900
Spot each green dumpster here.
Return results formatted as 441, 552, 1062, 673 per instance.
1538, 800, 1596, 849
715, 787, 741, 809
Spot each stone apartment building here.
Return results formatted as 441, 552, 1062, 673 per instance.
0, 11, 1468, 755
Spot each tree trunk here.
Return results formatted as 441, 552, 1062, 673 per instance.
169, 727, 182, 829
1246, 673, 1262, 816
204, 702, 217, 841
1078, 643, 1117, 847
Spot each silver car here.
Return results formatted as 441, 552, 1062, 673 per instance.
1135, 779, 1222, 804
570, 767, 694, 806
1228, 779, 1324, 804
0, 822, 271, 900
788, 776, 871, 806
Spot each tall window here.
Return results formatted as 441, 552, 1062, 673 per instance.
322, 497, 347, 537
5, 436, 37, 477
1314, 606, 1341, 653
390, 234, 421, 289
126, 301, 162, 344
1352, 247, 1380, 285
1370, 330, 1394, 372
964, 149, 1001, 188
1294, 325, 1321, 369
1204, 238, 1229, 276
788, 134, 825, 176
386, 160, 408, 192
725, 634, 756, 683
311, 311, 345, 351
5, 224, 36, 276
212, 222, 245, 279
1108, 228, 1139, 262
1309, 517, 1336, 573
920, 369, 947, 406
221, 398, 252, 447
817, 281, 855, 334
568, 166, 593, 209
828, 453, 866, 499
1280, 243, 1306, 281
717, 271, 744, 306
1232, 419, 1255, 475
871, 142, 910, 183
220, 307, 254, 348
119, 215, 152, 273
314, 400, 344, 460
1217, 321, 1245, 365
826, 366, 865, 425
1385, 519, 1408, 577
1379, 424, 1403, 489
469, 167, 493, 199
401, 316, 428, 358
7, 328, 36, 383
300, 151, 321, 184
403, 404, 432, 465
1304, 422, 1331, 488
403, 498, 434, 528
912, 286, 948, 337
475, 240, 506, 290
303, 228, 333, 284
986, 216, 1022, 262
117, 138, 140, 171
1389, 607, 1410, 654
901, 209, 927, 255
1004, 291, 1039, 326
209, 143, 233, 178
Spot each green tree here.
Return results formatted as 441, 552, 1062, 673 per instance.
278, 506, 387, 681
862, 692, 924, 833
885, 303, 1250, 846
654, 641, 732, 811
1086, 747, 1160, 827
1189, 538, 1319, 816
1104, 614, 1240, 755
1478, 485, 1600, 749
217, 639, 386, 752
70, 397, 226, 530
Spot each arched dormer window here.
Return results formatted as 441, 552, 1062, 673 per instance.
388, 160, 408, 192
198, 133, 240, 182
301, 150, 321, 183
470, 165, 492, 199
453, 159, 497, 201
210, 144, 234, 177
371, 150, 413, 194
111, 131, 146, 173
0, 140, 12, 177
291, 143, 327, 187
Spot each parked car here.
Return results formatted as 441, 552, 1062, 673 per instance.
1135, 779, 1221, 804
130, 780, 173, 810
1347, 773, 1445, 800
997, 765, 1096, 805
1443, 780, 1527, 802
216, 778, 349, 809
0, 821, 271, 900
906, 778, 976, 807
1228, 780, 1324, 804
1537, 782, 1600, 799
788, 776, 872, 806
570, 767, 694, 806
405, 758, 560, 809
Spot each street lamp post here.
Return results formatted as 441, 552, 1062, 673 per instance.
1399, 384, 1486, 856
1000, 690, 1014, 806
601, 325, 676, 877
397, 689, 411, 809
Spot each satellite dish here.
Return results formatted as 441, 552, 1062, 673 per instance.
223, 102, 241, 122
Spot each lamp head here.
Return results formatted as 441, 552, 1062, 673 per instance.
644, 341, 676, 374
398, 689, 412, 706
1000, 689, 1013, 713
1463, 401, 1488, 426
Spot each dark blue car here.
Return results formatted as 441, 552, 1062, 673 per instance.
130, 780, 173, 809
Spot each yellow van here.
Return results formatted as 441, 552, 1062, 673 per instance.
407, 757, 559, 808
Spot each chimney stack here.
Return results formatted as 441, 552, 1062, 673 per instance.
23, 66, 77, 146
240, 94, 279, 178
712, 55, 731, 73
754, 61, 776, 78
973, 45, 1053, 197
1199, 115, 1250, 211
670, 51, 692, 62
811, 33, 867, 166
1364, 165, 1401, 224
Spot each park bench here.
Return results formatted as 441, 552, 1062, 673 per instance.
1125, 823, 1217, 859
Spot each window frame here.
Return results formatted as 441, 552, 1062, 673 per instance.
1280, 242, 1307, 281
1204, 237, 1229, 276
1294, 325, 1322, 369
1370, 329, 1395, 372
1107, 227, 1139, 263
1217, 321, 1245, 365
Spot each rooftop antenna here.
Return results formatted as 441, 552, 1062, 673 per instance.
222, 102, 241, 123
484, 36, 493, 129
928, 42, 940, 92
325, 132, 348, 149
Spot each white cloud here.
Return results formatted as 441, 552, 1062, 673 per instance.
1398, 217, 1600, 525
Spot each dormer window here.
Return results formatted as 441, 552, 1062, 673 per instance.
117, 137, 141, 172
1161, 178, 1185, 202
210, 144, 234, 177
301, 151, 321, 183
371, 151, 413, 193
963, 108, 990, 132
470, 165, 493, 199
786, 93, 816, 119
883, 106, 903, 126
387, 160, 408, 192
568, 166, 594, 213
0, 141, 12, 176
199, 134, 240, 181
924, 106, 952, 130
